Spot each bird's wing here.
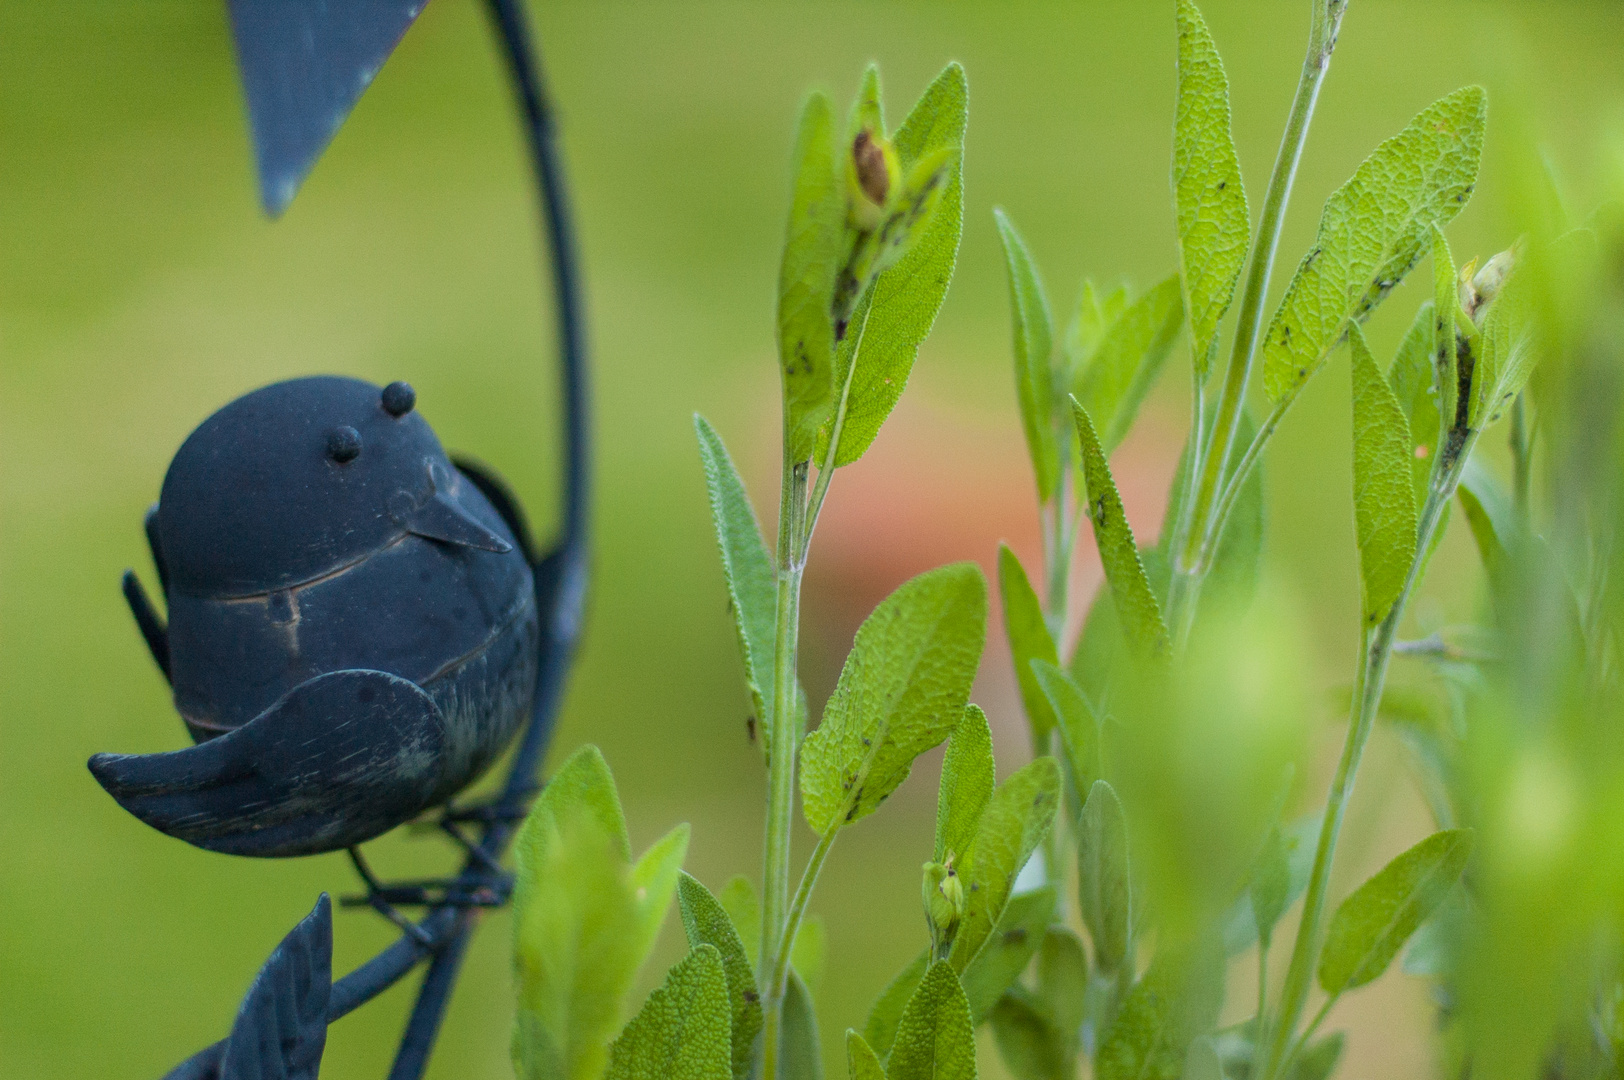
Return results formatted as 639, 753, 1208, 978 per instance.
89, 670, 445, 857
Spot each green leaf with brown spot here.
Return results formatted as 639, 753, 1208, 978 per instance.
778, 92, 845, 462
800, 563, 987, 835
1073, 399, 1171, 660
1350, 322, 1419, 627
1174, 0, 1249, 380
949, 756, 1061, 971
1262, 88, 1486, 407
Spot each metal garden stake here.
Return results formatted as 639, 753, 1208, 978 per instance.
86, 1, 588, 1076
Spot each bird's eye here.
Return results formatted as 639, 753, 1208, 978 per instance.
327, 425, 362, 463
381, 381, 416, 417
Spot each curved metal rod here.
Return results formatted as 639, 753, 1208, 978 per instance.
161, 0, 588, 1075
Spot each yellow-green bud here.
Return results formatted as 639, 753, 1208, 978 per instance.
1458, 246, 1518, 324
847, 128, 901, 232
922, 860, 966, 954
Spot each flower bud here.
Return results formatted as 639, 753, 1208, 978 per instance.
847, 128, 900, 232
1459, 246, 1518, 324
922, 860, 966, 954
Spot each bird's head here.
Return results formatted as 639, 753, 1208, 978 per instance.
157, 375, 511, 599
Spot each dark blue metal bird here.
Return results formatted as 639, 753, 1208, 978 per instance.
91, 0, 591, 1077
92, 376, 540, 857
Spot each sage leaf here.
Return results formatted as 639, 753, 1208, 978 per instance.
718, 876, 761, 969
606, 945, 732, 1080
950, 756, 1062, 971
513, 747, 690, 1080
1032, 660, 1101, 799
1386, 303, 1441, 507
792, 917, 827, 998
1183, 1037, 1224, 1080
1221, 813, 1320, 957
999, 544, 1061, 740
997, 208, 1061, 501
1350, 322, 1418, 627
847, 1030, 887, 1080
1469, 262, 1536, 429
1249, 824, 1290, 952
1036, 927, 1089, 1057
779, 92, 845, 462
695, 416, 778, 758
823, 63, 968, 467
1068, 281, 1131, 374
677, 873, 761, 1080
1096, 938, 1226, 1080
864, 951, 929, 1058
1285, 1033, 1345, 1080
1430, 227, 1461, 459
801, 563, 987, 836
989, 991, 1067, 1080
1317, 828, 1474, 996
782, 970, 822, 1080
1075, 275, 1185, 452
1174, 0, 1249, 381
937, 704, 995, 865
1074, 399, 1171, 659
888, 961, 977, 1080
1078, 779, 1133, 974
1262, 88, 1487, 407
962, 885, 1057, 1022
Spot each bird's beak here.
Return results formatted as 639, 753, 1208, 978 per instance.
405, 490, 513, 553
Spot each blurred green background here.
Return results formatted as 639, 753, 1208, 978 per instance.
3, 1, 1622, 1077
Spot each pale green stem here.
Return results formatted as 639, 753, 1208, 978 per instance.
1261, 463, 1457, 1080
1169, 0, 1349, 644
760, 453, 809, 1080
770, 828, 839, 1000
799, 304, 872, 564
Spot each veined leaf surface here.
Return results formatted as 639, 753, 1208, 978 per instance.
936, 704, 995, 865
604, 945, 732, 1080
887, 962, 977, 1080
677, 874, 761, 1080
1350, 323, 1419, 627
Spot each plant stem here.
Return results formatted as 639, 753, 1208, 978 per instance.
770, 828, 839, 999
760, 453, 809, 1080
1168, 0, 1348, 644
1261, 465, 1456, 1080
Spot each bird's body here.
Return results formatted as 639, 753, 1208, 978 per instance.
91, 376, 540, 857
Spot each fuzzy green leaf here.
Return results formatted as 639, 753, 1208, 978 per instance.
1350, 322, 1419, 627
792, 917, 827, 998
1183, 1038, 1224, 1080
1078, 780, 1133, 974
1262, 88, 1487, 406
778, 92, 846, 462
937, 704, 996, 864
1386, 303, 1441, 508
999, 544, 1061, 740
962, 886, 1057, 1022
823, 63, 968, 467
864, 952, 930, 1058
695, 416, 778, 758
1174, 0, 1249, 381
1318, 828, 1474, 996
1033, 660, 1101, 799
1075, 275, 1184, 452
1073, 399, 1171, 659
801, 563, 987, 835
782, 970, 822, 1080
997, 208, 1060, 501
888, 961, 978, 1080
1287, 1034, 1346, 1080
1037, 928, 1090, 1053
1221, 813, 1320, 957
677, 874, 761, 1080
950, 757, 1062, 971
1096, 939, 1226, 1080
606, 945, 732, 1080
1469, 263, 1536, 429
1250, 825, 1291, 953
847, 1030, 888, 1080
513, 748, 689, 1080
989, 992, 1068, 1080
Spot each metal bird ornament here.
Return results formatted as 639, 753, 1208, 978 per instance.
92, 376, 540, 857
90, 1, 589, 1078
